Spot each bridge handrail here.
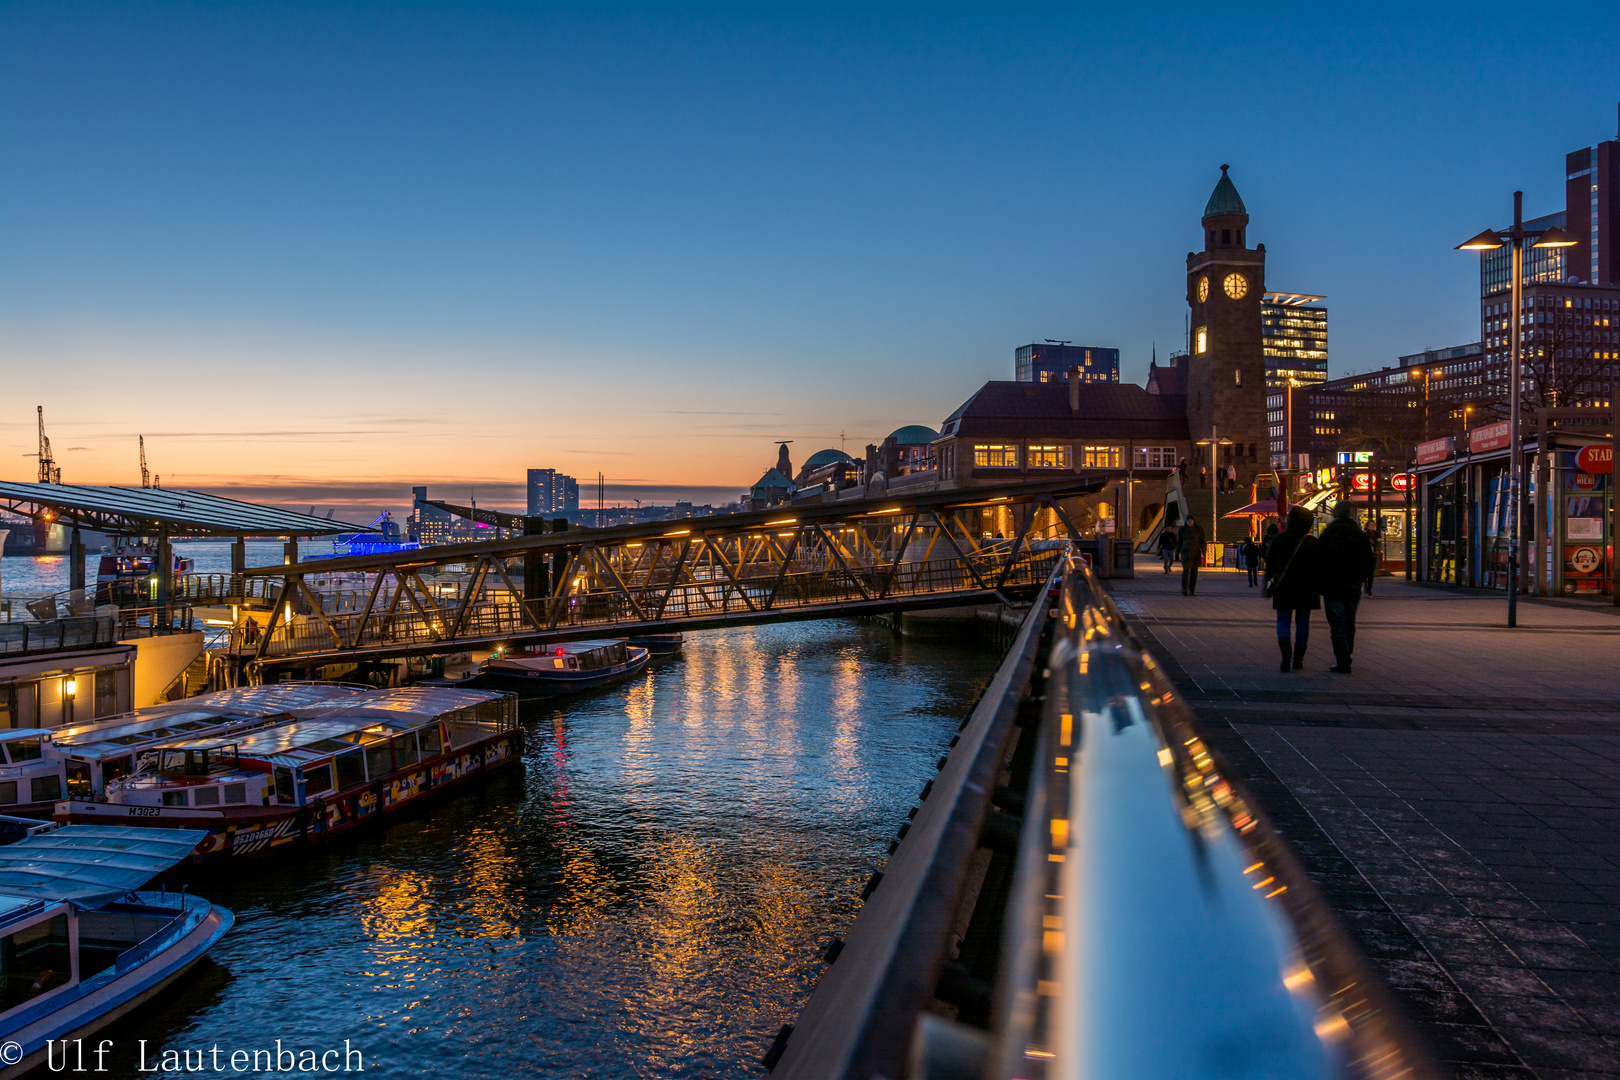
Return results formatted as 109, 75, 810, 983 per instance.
772, 553, 1440, 1080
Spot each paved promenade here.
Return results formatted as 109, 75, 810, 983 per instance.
1108, 558, 1620, 1080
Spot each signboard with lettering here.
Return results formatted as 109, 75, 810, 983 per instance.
1391, 473, 1415, 491
1573, 472, 1599, 491
1469, 421, 1512, 454
1351, 473, 1371, 491
1576, 444, 1613, 474
1415, 437, 1454, 465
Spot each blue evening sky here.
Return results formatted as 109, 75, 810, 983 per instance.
2, 3, 1616, 514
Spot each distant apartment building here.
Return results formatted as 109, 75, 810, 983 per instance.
409, 486, 458, 545
1015, 343, 1120, 384
1261, 293, 1329, 389
526, 469, 580, 517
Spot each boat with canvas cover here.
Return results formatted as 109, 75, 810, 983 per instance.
459, 640, 649, 698
56, 688, 522, 859
0, 826, 232, 1079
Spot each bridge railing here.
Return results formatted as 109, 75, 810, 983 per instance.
772, 552, 1440, 1080
238, 546, 1063, 659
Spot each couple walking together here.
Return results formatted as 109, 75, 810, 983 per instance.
1265, 502, 1376, 674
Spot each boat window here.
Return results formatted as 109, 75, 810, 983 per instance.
274, 767, 296, 806
303, 762, 334, 796
364, 741, 392, 780
0, 914, 71, 1014
391, 734, 418, 769
29, 776, 60, 803
103, 756, 133, 782
334, 750, 365, 791
418, 725, 443, 756
5, 739, 42, 764
162, 790, 188, 807
0, 782, 15, 805
65, 761, 92, 798
223, 783, 247, 805
194, 786, 220, 806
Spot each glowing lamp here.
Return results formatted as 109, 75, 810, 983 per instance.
65, 677, 77, 698
1533, 225, 1578, 249
1455, 229, 1505, 251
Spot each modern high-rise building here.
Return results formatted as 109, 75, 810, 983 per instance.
409, 486, 457, 545
526, 469, 580, 517
1566, 110, 1620, 288
1015, 343, 1120, 384
1261, 293, 1329, 389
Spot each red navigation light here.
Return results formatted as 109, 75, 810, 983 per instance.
555, 646, 565, 656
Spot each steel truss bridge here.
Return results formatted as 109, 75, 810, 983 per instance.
198, 477, 1104, 675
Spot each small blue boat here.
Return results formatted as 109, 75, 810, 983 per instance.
463, 640, 650, 699
627, 633, 684, 658
0, 827, 233, 1078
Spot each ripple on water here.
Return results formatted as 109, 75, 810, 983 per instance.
89, 620, 999, 1079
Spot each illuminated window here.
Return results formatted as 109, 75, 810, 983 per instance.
1194, 326, 1208, 354
1133, 446, 1177, 469
973, 444, 1018, 468
1027, 445, 1071, 469
1082, 446, 1121, 469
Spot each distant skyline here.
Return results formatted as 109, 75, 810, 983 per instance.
3, 5, 1617, 519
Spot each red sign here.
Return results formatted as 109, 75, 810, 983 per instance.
1392, 473, 1414, 491
1469, 420, 1512, 454
1415, 437, 1454, 465
1574, 472, 1600, 490
1351, 473, 1371, 491
1576, 444, 1613, 474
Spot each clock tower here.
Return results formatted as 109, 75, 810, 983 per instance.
1186, 164, 1267, 491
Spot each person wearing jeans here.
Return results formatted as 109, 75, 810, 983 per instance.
1264, 506, 1320, 671
1318, 501, 1377, 673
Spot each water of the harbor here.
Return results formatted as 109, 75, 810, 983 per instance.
82, 618, 1000, 1079
1, 538, 307, 601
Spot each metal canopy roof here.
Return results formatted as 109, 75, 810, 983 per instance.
0, 482, 362, 537
0, 826, 209, 908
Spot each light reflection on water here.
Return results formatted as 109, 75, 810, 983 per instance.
92, 619, 998, 1079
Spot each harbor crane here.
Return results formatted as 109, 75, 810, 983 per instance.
36, 406, 60, 484
140, 436, 150, 488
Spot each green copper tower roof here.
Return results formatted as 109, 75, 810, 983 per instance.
1201, 164, 1247, 221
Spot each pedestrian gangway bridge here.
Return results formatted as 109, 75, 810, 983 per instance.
173, 477, 1114, 678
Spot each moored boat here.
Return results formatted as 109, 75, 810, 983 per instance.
459, 640, 650, 698
0, 730, 66, 819
0, 826, 233, 1079
55, 688, 522, 859
627, 633, 684, 658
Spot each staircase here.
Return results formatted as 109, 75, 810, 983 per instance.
159, 651, 228, 702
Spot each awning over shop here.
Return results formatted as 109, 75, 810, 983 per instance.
1425, 463, 1465, 486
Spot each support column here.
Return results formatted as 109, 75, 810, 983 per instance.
232, 536, 246, 574
283, 537, 299, 565
521, 517, 548, 607
156, 530, 172, 605
69, 527, 86, 592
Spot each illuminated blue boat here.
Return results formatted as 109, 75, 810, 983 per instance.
0, 827, 233, 1079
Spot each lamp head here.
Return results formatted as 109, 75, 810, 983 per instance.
1456, 228, 1505, 251
1533, 225, 1579, 249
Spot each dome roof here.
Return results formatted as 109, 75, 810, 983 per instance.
888, 424, 940, 446
1201, 164, 1247, 221
803, 448, 853, 468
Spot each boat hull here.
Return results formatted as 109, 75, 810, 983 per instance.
458, 648, 651, 699
0, 895, 233, 1080
55, 728, 523, 860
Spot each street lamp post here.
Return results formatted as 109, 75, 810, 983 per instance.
1196, 425, 1235, 558
1457, 194, 1576, 628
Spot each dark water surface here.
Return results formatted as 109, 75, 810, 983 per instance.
91, 620, 999, 1079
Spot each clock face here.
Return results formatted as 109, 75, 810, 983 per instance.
1197, 275, 1209, 303
1223, 273, 1248, 300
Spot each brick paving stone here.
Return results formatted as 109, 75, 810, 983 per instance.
1108, 556, 1620, 1079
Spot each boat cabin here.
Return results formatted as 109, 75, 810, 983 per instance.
0, 729, 62, 812
107, 688, 515, 811
509, 640, 630, 672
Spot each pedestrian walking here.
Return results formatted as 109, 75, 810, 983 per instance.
1318, 501, 1376, 674
1242, 535, 1261, 587
1177, 515, 1206, 596
1199, 466, 1208, 489
1225, 463, 1238, 493
1264, 506, 1320, 671
1363, 518, 1380, 595
1158, 522, 1178, 573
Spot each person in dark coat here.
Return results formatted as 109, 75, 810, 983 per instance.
1177, 515, 1206, 596
1363, 519, 1380, 595
1318, 502, 1377, 673
1264, 506, 1320, 671
1158, 522, 1178, 573
1242, 536, 1261, 587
